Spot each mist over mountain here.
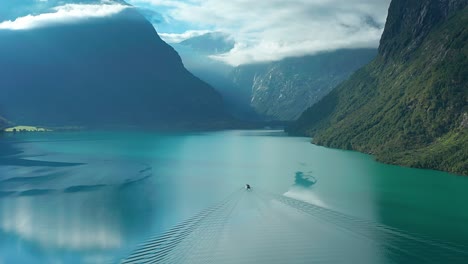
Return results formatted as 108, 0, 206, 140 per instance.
0, 8, 230, 128
171, 34, 262, 120
171, 32, 377, 121
234, 49, 377, 121
289, 0, 468, 175
0, 0, 129, 21
180, 32, 235, 55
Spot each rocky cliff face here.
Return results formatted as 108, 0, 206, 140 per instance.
230, 49, 377, 121
379, 0, 468, 60
289, 0, 468, 175
171, 34, 376, 121
248, 50, 377, 120
0, 8, 230, 128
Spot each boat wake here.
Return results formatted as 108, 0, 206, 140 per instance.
120, 189, 468, 264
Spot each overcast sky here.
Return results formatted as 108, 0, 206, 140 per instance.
0, 0, 392, 66
127, 0, 392, 65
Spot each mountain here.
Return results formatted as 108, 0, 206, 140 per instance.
228, 63, 270, 120
288, 0, 468, 175
171, 34, 262, 121
0, 8, 230, 129
0, 116, 8, 130
171, 31, 376, 122
179, 32, 235, 55
234, 49, 377, 121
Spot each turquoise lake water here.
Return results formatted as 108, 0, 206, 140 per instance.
0, 130, 467, 263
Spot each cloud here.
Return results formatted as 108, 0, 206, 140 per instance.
137, 7, 165, 24
128, 0, 391, 66
159, 29, 212, 43
0, 2, 130, 30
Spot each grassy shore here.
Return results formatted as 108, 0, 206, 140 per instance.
4, 126, 52, 132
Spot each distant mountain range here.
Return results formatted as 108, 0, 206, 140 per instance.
289, 0, 468, 175
232, 49, 377, 120
172, 34, 377, 121
171, 34, 261, 121
179, 32, 235, 55
0, 8, 231, 129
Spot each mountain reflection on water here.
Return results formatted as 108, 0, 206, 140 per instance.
0, 131, 467, 263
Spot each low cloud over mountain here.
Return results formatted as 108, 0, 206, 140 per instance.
128, 0, 391, 65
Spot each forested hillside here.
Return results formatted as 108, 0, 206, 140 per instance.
289, 0, 468, 175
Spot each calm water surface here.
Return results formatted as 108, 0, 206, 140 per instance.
0, 130, 467, 263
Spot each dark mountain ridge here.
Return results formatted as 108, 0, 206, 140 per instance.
0, 8, 230, 129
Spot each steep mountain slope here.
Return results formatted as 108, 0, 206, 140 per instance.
289, 0, 468, 175
170, 33, 262, 121
171, 32, 376, 122
0, 116, 8, 130
179, 32, 235, 55
0, 8, 230, 128
228, 64, 270, 119
242, 49, 377, 120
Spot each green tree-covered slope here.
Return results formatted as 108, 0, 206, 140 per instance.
288, 0, 468, 175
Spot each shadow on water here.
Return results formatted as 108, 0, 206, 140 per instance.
120, 175, 153, 189
18, 189, 56, 197
0, 133, 189, 263
64, 184, 107, 193
0, 172, 63, 185
0, 191, 16, 198
294, 171, 317, 188
0, 158, 84, 167
0, 138, 21, 157
2, 176, 153, 196
0, 137, 84, 167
